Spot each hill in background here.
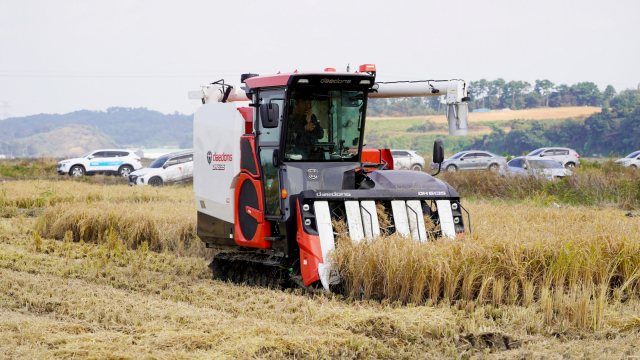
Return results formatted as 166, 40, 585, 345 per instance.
0, 107, 192, 156
21, 124, 118, 158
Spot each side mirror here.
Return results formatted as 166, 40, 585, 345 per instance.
259, 103, 279, 129
539, 153, 544, 157
432, 138, 444, 164
88, 156, 94, 160
163, 164, 168, 169
272, 149, 279, 167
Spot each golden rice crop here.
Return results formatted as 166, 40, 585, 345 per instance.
0, 180, 193, 212
331, 201, 640, 330
35, 201, 202, 256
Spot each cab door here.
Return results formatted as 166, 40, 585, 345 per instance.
257, 89, 285, 217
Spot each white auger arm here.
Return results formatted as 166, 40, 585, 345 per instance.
188, 83, 249, 104
370, 80, 470, 136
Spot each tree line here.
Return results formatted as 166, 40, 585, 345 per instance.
367, 79, 637, 116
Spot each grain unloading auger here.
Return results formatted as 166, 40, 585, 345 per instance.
189, 64, 471, 291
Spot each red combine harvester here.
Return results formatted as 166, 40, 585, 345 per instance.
188, 65, 471, 290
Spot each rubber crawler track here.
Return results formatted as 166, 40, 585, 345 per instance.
210, 256, 294, 290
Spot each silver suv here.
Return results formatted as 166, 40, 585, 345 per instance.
615, 151, 640, 169
525, 147, 580, 168
432, 150, 507, 172
391, 149, 426, 171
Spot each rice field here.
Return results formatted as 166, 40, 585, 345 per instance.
1, 179, 640, 358
368, 106, 602, 123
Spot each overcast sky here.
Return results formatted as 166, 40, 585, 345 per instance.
1, 0, 639, 118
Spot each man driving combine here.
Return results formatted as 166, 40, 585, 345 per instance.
289, 98, 325, 160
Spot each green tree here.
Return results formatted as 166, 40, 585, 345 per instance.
524, 91, 542, 108
603, 85, 616, 100
488, 79, 505, 109
534, 79, 555, 107
570, 82, 601, 106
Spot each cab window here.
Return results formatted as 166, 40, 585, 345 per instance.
258, 89, 285, 145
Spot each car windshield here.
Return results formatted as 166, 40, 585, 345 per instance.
149, 155, 170, 168
450, 152, 466, 159
529, 159, 563, 169
625, 151, 640, 158
527, 149, 544, 156
284, 89, 365, 162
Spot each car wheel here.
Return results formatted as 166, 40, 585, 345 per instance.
411, 164, 423, 171
631, 164, 638, 169
69, 165, 84, 177
118, 165, 134, 177
488, 163, 500, 172
565, 162, 576, 169
148, 177, 163, 187
446, 164, 458, 173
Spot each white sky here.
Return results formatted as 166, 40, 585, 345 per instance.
1, 0, 639, 118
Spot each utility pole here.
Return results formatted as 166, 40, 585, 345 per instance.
1, 101, 11, 120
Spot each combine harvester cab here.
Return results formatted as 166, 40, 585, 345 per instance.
189, 65, 471, 291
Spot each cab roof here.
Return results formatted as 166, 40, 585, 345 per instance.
243, 71, 374, 89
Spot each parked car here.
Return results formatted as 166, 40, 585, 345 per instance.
614, 151, 640, 169
391, 149, 426, 171
499, 157, 572, 180
525, 147, 580, 168
57, 149, 141, 177
129, 150, 193, 186
431, 150, 507, 172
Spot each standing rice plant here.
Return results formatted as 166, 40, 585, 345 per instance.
35, 201, 203, 257
330, 201, 640, 330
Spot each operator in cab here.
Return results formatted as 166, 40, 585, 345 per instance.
289, 98, 325, 160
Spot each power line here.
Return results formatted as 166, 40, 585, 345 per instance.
0, 74, 239, 78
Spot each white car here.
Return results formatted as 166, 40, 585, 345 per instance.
390, 149, 426, 171
525, 147, 580, 168
57, 149, 142, 177
614, 151, 640, 169
129, 151, 193, 186
499, 157, 572, 180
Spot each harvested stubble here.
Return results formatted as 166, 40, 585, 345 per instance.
0, 180, 193, 211
35, 201, 202, 256
331, 201, 640, 330
3, 215, 640, 358
440, 164, 640, 209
